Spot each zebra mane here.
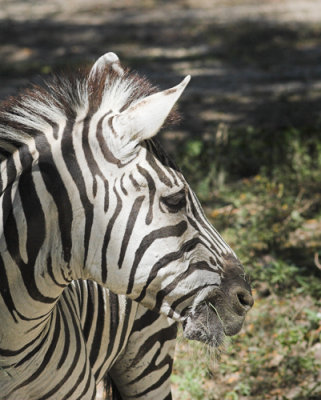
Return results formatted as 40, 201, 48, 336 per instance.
0, 65, 178, 162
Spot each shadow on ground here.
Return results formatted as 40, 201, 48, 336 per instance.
1, 2, 321, 145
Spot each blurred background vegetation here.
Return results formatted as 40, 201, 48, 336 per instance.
0, 1, 320, 399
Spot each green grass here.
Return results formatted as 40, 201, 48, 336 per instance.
173, 293, 321, 399
172, 126, 321, 399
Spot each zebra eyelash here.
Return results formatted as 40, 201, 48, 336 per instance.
160, 189, 186, 213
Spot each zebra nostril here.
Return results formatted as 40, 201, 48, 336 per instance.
234, 288, 254, 312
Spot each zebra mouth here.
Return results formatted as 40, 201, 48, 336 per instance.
182, 296, 246, 347
182, 301, 226, 347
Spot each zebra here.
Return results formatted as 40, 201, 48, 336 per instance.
0, 52, 253, 400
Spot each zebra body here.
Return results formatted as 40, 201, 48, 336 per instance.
0, 53, 253, 399
1, 280, 175, 399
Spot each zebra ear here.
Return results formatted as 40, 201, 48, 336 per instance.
113, 75, 191, 153
89, 52, 124, 79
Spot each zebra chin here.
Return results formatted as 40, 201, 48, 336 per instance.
182, 300, 245, 348
182, 305, 226, 347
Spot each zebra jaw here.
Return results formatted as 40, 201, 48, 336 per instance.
183, 302, 226, 347
182, 293, 245, 348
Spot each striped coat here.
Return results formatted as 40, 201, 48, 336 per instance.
0, 53, 253, 399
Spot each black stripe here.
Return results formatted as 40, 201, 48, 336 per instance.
118, 195, 145, 269
36, 134, 73, 265
89, 284, 105, 366
153, 261, 214, 312
18, 144, 33, 170
0, 253, 18, 323
18, 170, 45, 268
3, 172, 56, 305
168, 283, 214, 318
108, 115, 117, 137
96, 113, 120, 166
130, 357, 172, 396
0, 328, 40, 357
60, 352, 89, 400
114, 298, 133, 356
126, 221, 188, 295
137, 165, 155, 225
120, 173, 128, 195
149, 139, 180, 176
14, 314, 54, 368
2, 185, 20, 264
106, 291, 119, 359
57, 303, 70, 369
39, 298, 84, 399
128, 326, 176, 370
188, 191, 227, 252
129, 172, 141, 191
101, 185, 122, 283
132, 309, 160, 333
74, 281, 84, 314
8, 306, 62, 393
0, 167, 2, 193
6, 156, 17, 188
60, 119, 92, 264
145, 146, 173, 187
104, 180, 109, 213
61, 267, 73, 283
75, 365, 96, 400
187, 215, 200, 232
83, 282, 96, 342
25, 315, 52, 334
135, 237, 202, 303
82, 115, 105, 198
37, 114, 60, 141
187, 217, 219, 264
52, 121, 59, 140
127, 327, 176, 395
47, 254, 68, 288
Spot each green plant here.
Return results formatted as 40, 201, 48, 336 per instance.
172, 344, 207, 400
172, 126, 321, 399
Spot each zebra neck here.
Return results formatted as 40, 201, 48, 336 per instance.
0, 152, 77, 349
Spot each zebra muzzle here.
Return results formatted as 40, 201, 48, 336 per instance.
182, 257, 253, 347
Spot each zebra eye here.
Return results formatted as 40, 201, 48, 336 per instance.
161, 189, 186, 212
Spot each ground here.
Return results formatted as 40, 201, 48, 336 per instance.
1, 0, 321, 136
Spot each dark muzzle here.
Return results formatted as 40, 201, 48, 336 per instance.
183, 254, 253, 346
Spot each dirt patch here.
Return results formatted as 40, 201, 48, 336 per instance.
1, 0, 321, 142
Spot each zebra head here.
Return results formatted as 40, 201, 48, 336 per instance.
83, 53, 253, 347
0, 52, 252, 349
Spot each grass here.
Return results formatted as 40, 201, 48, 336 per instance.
172, 126, 321, 399
173, 293, 321, 400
